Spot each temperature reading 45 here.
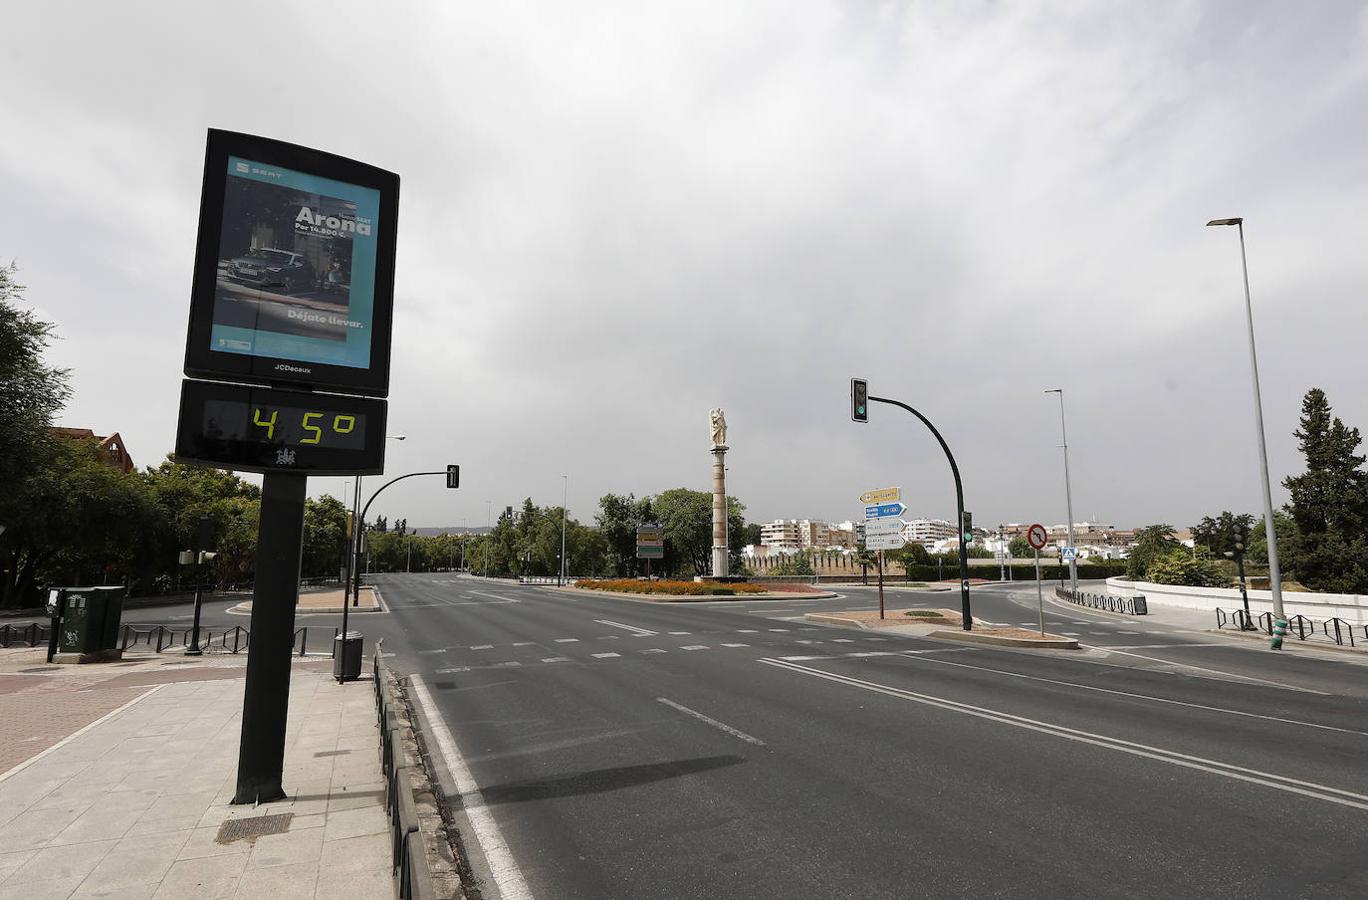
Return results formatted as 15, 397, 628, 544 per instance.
252, 408, 357, 445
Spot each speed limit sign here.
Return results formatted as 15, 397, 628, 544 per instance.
1026, 523, 1048, 551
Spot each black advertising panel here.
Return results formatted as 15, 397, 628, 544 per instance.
174, 380, 387, 476
184, 130, 399, 397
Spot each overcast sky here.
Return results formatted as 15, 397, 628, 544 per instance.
4, 1, 1367, 532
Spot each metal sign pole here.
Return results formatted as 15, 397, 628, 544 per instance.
877, 550, 885, 620
233, 472, 307, 805
1035, 549, 1045, 636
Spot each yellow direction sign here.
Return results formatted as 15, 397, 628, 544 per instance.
859, 487, 901, 506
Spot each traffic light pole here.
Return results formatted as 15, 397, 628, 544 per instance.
869, 395, 972, 631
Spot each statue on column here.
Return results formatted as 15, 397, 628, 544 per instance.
709, 408, 728, 447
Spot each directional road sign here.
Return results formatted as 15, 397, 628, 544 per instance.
1061, 546, 1078, 561
1026, 523, 1048, 551
636, 523, 664, 560
864, 502, 907, 520
866, 532, 907, 551
863, 519, 903, 536
859, 487, 901, 506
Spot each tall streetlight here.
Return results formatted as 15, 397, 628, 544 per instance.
1206, 217, 1285, 624
344, 434, 405, 605
483, 500, 492, 577
1044, 389, 1077, 592
559, 475, 569, 587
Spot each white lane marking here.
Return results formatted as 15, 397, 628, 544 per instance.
1117, 631, 1141, 635
492, 661, 521, 668
681, 645, 710, 651
721, 643, 749, 648
512, 642, 535, 647
668, 632, 691, 636
760, 659, 1368, 811
864, 638, 888, 642
435, 666, 471, 674
768, 628, 789, 633
641, 648, 667, 654
469, 590, 522, 604
832, 639, 854, 643
594, 619, 659, 637
1085, 645, 1327, 694
900, 654, 1368, 738
471, 645, 494, 650
1107, 643, 1227, 649
555, 638, 579, 643
656, 697, 765, 746
541, 657, 571, 663
591, 652, 621, 659
0, 685, 165, 784
418, 649, 448, 655
409, 677, 534, 900
737, 629, 759, 634
1061, 633, 1080, 636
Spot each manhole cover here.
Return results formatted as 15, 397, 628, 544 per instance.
313, 749, 352, 758
216, 813, 294, 844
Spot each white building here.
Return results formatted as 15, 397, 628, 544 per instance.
901, 518, 957, 549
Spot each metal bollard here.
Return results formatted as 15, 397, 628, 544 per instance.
1271, 617, 1287, 650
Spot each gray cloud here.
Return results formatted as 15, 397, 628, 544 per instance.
3, 0, 1367, 531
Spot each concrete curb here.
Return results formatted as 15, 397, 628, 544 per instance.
804, 612, 959, 629
543, 585, 839, 602
1204, 628, 1367, 657
927, 629, 1080, 650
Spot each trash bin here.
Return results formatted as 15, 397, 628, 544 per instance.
57, 586, 125, 655
333, 631, 364, 681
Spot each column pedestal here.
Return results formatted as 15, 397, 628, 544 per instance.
711, 445, 729, 578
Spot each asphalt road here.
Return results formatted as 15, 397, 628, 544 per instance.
361, 576, 1368, 899
13, 577, 1366, 896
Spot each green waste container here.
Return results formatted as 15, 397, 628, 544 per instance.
57, 586, 125, 655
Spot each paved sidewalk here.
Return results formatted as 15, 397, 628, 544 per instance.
0, 653, 393, 899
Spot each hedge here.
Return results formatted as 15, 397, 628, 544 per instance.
574, 579, 769, 596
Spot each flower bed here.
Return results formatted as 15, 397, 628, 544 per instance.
574, 579, 770, 596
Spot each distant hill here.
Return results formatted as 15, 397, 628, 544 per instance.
411, 526, 491, 536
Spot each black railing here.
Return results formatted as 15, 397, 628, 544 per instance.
116, 624, 336, 657
1055, 587, 1147, 615
373, 648, 439, 900
1217, 609, 1361, 647
0, 622, 49, 647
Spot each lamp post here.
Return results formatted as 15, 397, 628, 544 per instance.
1206, 217, 1285, 625
345, 434, 405, 605
484, 501, 492, 577
559, 475, 569, 586
1044, 389, 1077, 592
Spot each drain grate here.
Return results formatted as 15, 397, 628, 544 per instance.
216, 813, 294, 844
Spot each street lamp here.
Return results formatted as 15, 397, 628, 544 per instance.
1206, 217, 1286, 624
559, 475, 569, 587
1044, 389, 1078, 592
345, 434, 405, 605
484, 500, 492, 577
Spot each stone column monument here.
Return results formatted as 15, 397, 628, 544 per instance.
709, 408, 729, 578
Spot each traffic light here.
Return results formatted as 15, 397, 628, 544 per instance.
961, 510, 973, 542
851, 378, 868, 423
1232, 523, 1246, 557
446, 464, 460, 489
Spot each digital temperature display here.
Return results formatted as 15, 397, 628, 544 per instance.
202, 401, 367, 450
175, 380, 386, 476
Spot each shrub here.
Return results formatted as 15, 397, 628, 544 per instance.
1145, 550, 1230, 588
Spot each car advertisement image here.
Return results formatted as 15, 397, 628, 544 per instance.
209, 156, 381, 370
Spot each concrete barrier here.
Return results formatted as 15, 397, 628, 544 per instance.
1107, 577, 1368, 625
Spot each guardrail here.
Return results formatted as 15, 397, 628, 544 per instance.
1216, 608, 1363, 647
1055, 587, 1148, 615
117, 624, 337, 657
373, 648, 442, 899
0, 622, 49, 647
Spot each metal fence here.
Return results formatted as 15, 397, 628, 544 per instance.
1216, 608, 1363, 647
0, 622, 49, 647
373, 649, 439, 899
118, 624, 338, 657
1055, 587, 1148, 615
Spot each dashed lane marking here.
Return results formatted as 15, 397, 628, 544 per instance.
657, 697, 766, 746
641, 648, 667, 654
541, 657, 571, 663
721, 643, 749, 648
595, 618, 659, 637
682, 645, 709, 651
555, 638, 579, 643
668, 631, 692, 636
471, 645, 494, 650
591, 652, 621, 659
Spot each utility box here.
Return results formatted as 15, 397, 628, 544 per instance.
57, 586, 125, 655
333, 631, 364, 681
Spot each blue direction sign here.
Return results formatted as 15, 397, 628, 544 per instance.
864, 502, 907, 520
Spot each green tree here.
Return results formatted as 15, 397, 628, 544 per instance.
1283, 388, 1368, 536
1191, 512, 1257, 558
1008, 535, 1032, 559
1247, 511, 1296, 568
1146, 548, 1229, 588
1125, 525, 1181, 581
893, 543, 931, 569
595, 493, 654, 576
740, 523, 763, 547
772, 551, 814, 576
301, 495, 348, 578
